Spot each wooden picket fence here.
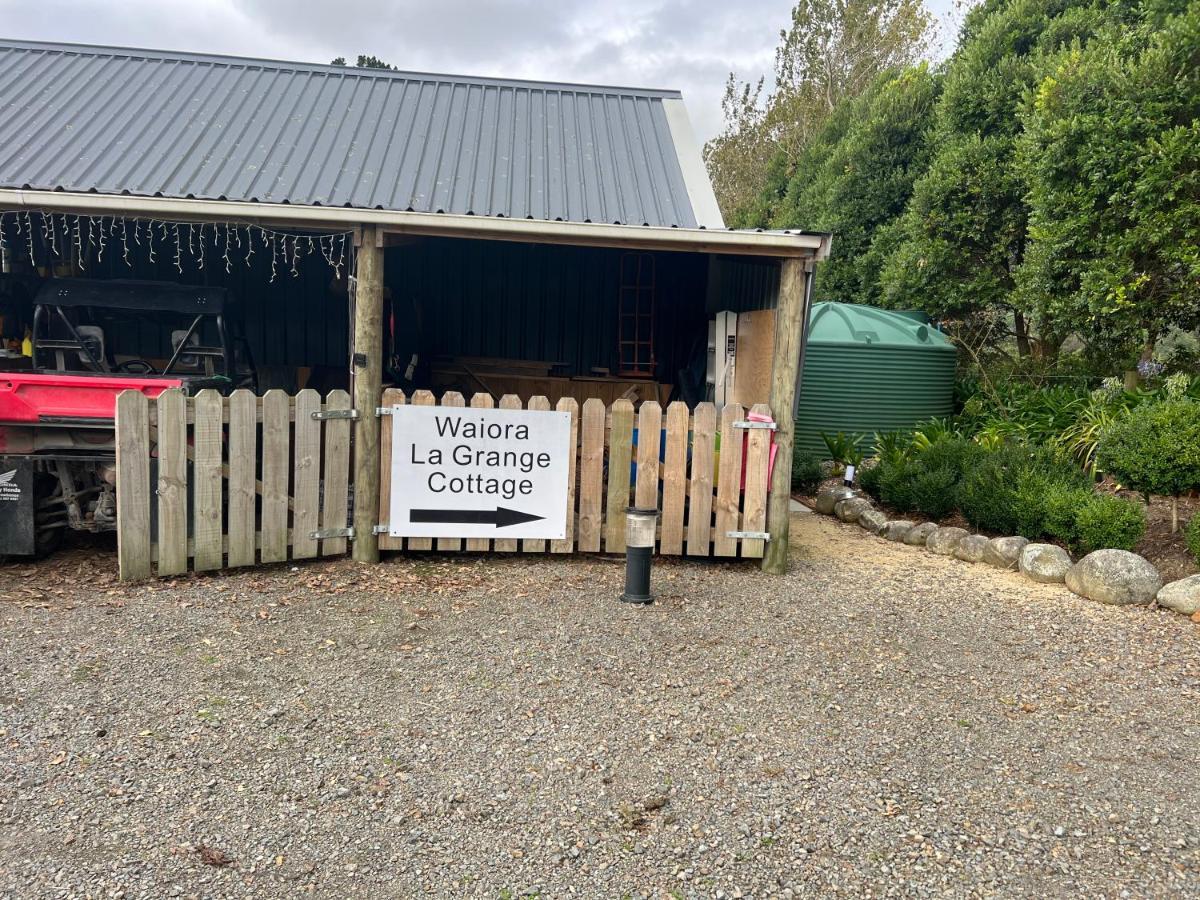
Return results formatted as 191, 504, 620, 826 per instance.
115, 387, 353, 580
378, 389, 774, 558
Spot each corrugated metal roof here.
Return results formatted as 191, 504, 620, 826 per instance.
0, 40, 711, 227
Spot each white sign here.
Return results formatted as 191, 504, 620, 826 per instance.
387, 405, 571, 539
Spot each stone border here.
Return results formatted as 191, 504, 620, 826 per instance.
812, 488, 1198, 618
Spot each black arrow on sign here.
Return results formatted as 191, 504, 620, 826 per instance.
409, 506, 545, 529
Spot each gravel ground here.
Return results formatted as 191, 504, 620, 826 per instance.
3, 513, 1200, 898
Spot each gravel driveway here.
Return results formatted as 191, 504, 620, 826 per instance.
3, 513, 1200, 898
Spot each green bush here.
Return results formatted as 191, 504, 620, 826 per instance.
1042, 484, 1093, 546
909, 465, 958, 520
877, 459, 917, 513
1072, 495, 1146, 554
915, 436, 981, 479
857, 460, 884, 496
791, 448, 824, 493
1098, 400, 1200, 504
1186, 516, 1200, 565
959, 444, 1090, 536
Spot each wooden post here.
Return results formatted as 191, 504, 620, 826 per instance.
762, 257, 812, 575
352, 225, 384, 563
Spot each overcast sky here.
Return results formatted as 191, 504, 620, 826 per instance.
1, 0, 958, 142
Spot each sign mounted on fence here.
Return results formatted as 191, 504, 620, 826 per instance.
386, 404, 572, 540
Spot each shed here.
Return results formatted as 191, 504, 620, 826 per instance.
0, 39, 830, 576
794, 302, 956, 455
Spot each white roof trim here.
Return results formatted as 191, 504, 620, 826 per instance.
661, 98, 726, 229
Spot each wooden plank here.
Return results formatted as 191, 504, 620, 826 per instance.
260, 389, 290, 563
523, 395, 552, 553
351, 224, 385, 563
291, 389, 322, 560
741, 403, 773, 559
406, 390, 438, 551
764, 258, 809, 574
321, 389, 353, 556
226, 389, 257, 568
116, 390, 152, 581
550, 397, 579, 554
465, 392, 495, 552
633, 401, 661, 515
378, 388, 407, 552
436, 391, 466, 552
154, 388, 188, 576
686, 403, 717, 557
713, 403, 746, 557
192, 389, 225, 571
604, 399, 635, 553
576, 398, 605, 553
660, 401, 689, 556
492, 394, 523, 553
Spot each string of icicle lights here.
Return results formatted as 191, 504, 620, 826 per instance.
0, 210, 351, 282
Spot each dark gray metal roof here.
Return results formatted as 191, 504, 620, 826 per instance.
0, 40, 715, 227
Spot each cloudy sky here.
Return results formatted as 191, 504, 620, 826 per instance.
1, 0, 957, 142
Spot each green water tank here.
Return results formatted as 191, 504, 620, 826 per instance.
794, 302, 956, 456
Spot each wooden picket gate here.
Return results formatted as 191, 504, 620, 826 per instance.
377, 389, 774, 558
115, 388, 353, 580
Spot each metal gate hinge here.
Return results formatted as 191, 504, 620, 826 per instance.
733, 421, 777, 431
372, 524, 389, 535
375, 406, 395, 416
311, 526, 355, 540
311, 409, 359, 420
726, 530, 770, 541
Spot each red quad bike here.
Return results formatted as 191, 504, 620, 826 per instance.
0, 279, 255, 559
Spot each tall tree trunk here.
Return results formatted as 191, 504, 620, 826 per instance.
1014, 311, 1032, 358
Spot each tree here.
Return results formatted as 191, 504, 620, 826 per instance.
330, 54, 396, 70
705, 0, 933, 222
1017, 1, 1200, 376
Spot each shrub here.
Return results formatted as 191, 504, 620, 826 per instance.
877, 458, 917, 513
915, 436, 981, 480
1098, 399, 1200, 531
1072, 495, 1146, 554
1186, 515, 1200, 565
857, 460, 884, 496
820, 431, 865, 472
1042, 484, 1093, 546
959, 444, 1090, 536
909, 465, 959, 520
791, 447, 824, 493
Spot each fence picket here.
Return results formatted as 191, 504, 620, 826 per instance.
493, 395, 523, 553
713, 403, 745, 557
260, 390, 290, 563
465, 392, 495, 552
686, 403, 717, 556
437, 392, 466, 552
227, 390, 257, 568
290, 389, 322, 559
406, 390, 438, 551
192, 389, 225, 571
550, 397, 579, 554
576, 398, 605, 552
378, 388, 407, 552
634, 401, 662, 520
604, 399, 635, 553
523, 396, 552, 553
660, 402, 689, 555
116, 391, 151, 581
740, 403, 773, 559
320, 389, 352, 556
155, 388, 188, 576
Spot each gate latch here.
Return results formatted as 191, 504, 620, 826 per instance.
311, 409, 360, 420
726, 530, 770, 541
732, 420, 777, 431
311, 526, 355, 540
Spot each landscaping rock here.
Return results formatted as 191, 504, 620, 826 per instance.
954, 534, 989, 563
858, 509, 888, 534
1064, 550, 1163, 606
1156, 575, 1200, 616
983, 536, 1029, 570
880, 520, 916, 542
814, 487, 855, 515
926, 526, 969, 556
1019, 543, 1073, 583
902, 522, 938, 546
834, 497, 873, 523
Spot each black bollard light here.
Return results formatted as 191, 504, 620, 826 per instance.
620, 507, 657, 604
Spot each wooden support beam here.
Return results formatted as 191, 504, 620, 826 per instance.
352, 224, 385, 563
762, 257, 813, 575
